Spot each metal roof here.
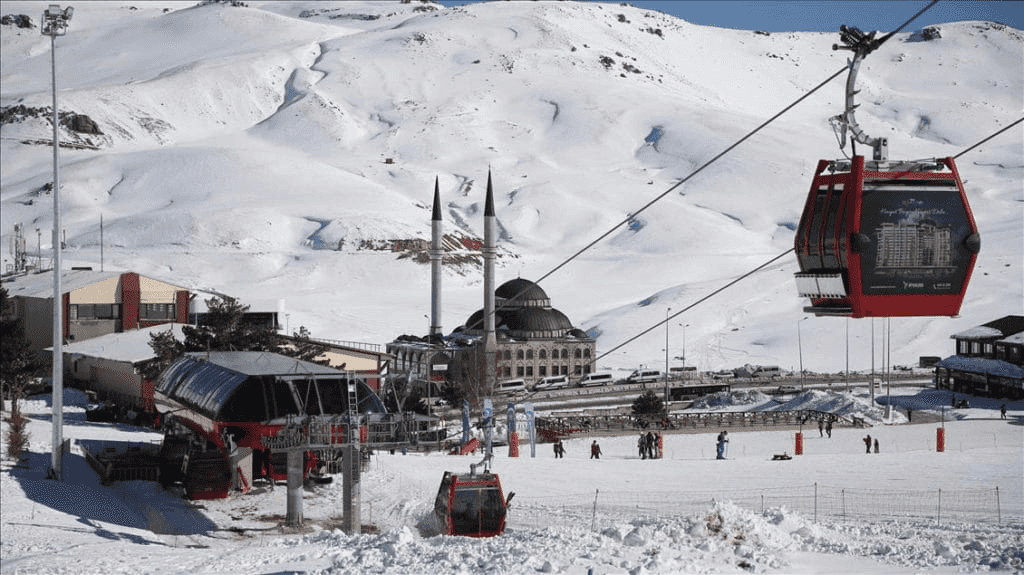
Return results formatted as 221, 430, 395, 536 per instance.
182, 351, 343, 376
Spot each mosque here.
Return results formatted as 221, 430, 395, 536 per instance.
386, 173, 596, 397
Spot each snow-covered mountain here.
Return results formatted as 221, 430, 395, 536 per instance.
2, 1, 1021, 373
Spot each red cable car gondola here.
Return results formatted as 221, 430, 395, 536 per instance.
433, 470, 510, 537
794, 26, 980, 318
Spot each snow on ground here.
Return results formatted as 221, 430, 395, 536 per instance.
2, 386, 1022, 574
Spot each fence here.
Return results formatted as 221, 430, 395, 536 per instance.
537, 410, 862, 440
510, 484, 1014, 530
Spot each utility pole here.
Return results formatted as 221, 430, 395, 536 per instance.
42, 3, 74, 482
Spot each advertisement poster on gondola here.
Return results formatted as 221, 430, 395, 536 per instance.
860, 177, 974, 295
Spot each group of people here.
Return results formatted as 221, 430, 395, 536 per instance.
817, 418, 833, 438
863, 434, 880, 454
637, 431, 662, 459
552, 440, 566, 458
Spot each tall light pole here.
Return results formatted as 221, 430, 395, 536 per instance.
798, 316, 809, 390
664, 307, 670, 405
42, 3, 73, 481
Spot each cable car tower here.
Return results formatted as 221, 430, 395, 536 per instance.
795, 25, 980, 318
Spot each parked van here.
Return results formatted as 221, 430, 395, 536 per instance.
534, 375, 570, 391
627, 369, 664, 384
578, 372, 615, 387
496, 379, 526, 393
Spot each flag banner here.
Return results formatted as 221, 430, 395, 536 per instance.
484, 399, 494, 459
524, 401, 536, 458
506, 402, 516, 447
462, 399, 470, 445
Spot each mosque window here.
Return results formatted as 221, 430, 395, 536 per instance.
526, 349, 534, 360
539, 349, 547, 360
561, 349, 569, 359
517, 349, 525, 360
574, 349, 582, 359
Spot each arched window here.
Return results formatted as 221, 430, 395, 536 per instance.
503, 350, 511, 360
539, 349, 547, 360
574, 349, 582, 359
526, 349, 534, 360
561, 349, 569, 359
583, 348, 591, 358
516, 349, 525, 360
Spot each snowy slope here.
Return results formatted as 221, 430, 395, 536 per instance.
2, 388, 1022, 574
1, 1, 1022, 373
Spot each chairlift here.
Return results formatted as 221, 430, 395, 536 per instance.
795, 26, 979, 318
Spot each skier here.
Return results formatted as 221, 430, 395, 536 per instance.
863, 434, 872, 454
645, 431, 655, 459
818, 418, 824, 437
638, 433, 647, 459
825, 419, 833, 438
716, 430, 729, 460
1000, 403, 1007, 420
873, 438, 879, 454
590, 440, 602, 459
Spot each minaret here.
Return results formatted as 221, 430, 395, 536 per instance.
482, 171, 498, 391
429, 177, 443, 338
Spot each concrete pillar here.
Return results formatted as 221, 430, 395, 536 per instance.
285, 449, 303, 526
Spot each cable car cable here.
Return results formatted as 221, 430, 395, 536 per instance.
595, 248, 794, 362
954, 117, 1023, 161
599, 117, 1021, 361
500, 2, 940, 311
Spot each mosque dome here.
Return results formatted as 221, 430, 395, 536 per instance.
463, 279, 578, 339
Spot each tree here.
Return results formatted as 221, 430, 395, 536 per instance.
182, 296, 280, 353
144, 295, 330, 380
286, 326, 329, 365
0, 285, 40, 414
139, 326, 186, 381
631, 389, 666, 418
1, 284, 37, 461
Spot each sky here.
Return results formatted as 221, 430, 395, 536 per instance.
437, 1, 1024, 33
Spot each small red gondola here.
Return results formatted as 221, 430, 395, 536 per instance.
795, 155, 979, 318
433, 470, 510, 537
794, 25, 980, 318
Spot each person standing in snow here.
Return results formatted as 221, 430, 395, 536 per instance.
873, 438, 879, 453
825, 419, 833, 438
864, 434, 872, 454
818, 418, 824, 437
1000, 403, 1007, 419
716, 430, 729, 459
638, 433, 647, 459
645, 431, 655, 459
590, 440, 602, 459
